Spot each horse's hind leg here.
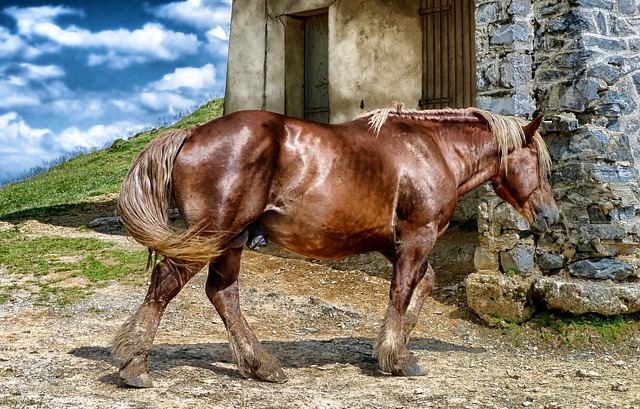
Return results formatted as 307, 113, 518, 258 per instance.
113, 259, 204, 388
206, 247, 287, 383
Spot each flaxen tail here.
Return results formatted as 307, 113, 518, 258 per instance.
117, 129, 225, 265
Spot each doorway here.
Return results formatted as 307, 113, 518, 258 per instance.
303, 13, 330, 123
284, 11, 330, 123
421, 0, 476, 109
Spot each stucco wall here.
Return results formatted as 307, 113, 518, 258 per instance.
329, 0, 422, 123
225, 0, 422, 122
225, 0, 268, 112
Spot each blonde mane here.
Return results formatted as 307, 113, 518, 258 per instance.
358, 102, 551, 179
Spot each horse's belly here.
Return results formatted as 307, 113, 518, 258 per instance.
258, 209, 391, 260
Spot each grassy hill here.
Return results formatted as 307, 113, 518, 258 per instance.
0, 98, 224, 221
0, 98, 224, 306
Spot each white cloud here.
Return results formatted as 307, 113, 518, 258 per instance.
139, 91, 194, 114
207, 26, 228, 41
0, 111, 147, 184
3, 63, 65, 86
204, 27, 229, 58
150, 64, 216, 91
4, 5, 83, 34
56, 122, 146, 151
0, 27, 44, 59
0, 63, 68, 109
4, 6, 201, 69
0, 112, 56, 180
150, 0, 231, 31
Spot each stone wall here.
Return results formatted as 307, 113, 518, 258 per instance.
467, 0, 640, 323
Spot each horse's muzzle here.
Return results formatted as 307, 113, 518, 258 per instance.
530, 205, 560, 234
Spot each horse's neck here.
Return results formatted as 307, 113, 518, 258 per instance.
443, 126, 502, 197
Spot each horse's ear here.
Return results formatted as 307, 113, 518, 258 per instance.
523, 114, 543, 142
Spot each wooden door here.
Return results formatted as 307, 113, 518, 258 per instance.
421, 0, 476, 109
304, 13, 330, 123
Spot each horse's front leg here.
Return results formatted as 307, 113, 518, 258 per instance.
206, 247, 287, 383
113, 259, 204, 388
403, 263, 436, 343
374, 235, 434, 377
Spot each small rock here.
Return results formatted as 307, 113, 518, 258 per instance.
87, 216, 122, 229
414, 387, 425, 394
575, 369, 600, 378
544, 403, 562, 409
611, 381, 628, 392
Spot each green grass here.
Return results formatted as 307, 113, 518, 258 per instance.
497, 311, 640, 350
0, 98, 224, 307
0, 229, 148, 306
0, 98, 224, 221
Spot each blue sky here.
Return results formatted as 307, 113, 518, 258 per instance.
0, 0, 231, 185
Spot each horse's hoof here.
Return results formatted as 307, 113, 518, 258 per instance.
121, 372, 154, 388
393, 363, 426, 377
255, 366, 288, 383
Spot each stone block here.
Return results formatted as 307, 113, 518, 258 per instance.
595, 90, 637, 116
633, 72, 640, 94
609, 206, 635, 221
501, 244, 535, 274
587, 63, 621, 85
576, 224, 627, 242
538, 2, 565, 16
538, 253, 565, 271
495, 202, 529, 231
476, 2, 500, 24
547, 12, 589, 33
500, 54, 532, 88
543, 113, 579, 132
596, 10, 608, 34
577, 0, 614, 10
534, 277, 640, 315
551, 163, 585, 184
569, 258, 634, 281
465, 273, 536, 323
582, 35, 624, 51
591, 164, 638, 183
490, 23, 530, 45
480, 232, 520, 252
568, 128, 608, 160
554, 80, 598, 111
507, 0, 532, 15
536, 69, 567, 83
474, 246, 499, 271
554, 49, 593, 70
618, 0, 638, 15
606, 134, 633, 162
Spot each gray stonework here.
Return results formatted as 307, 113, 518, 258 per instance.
225, 0, 640, 322
467, 0, 640, 322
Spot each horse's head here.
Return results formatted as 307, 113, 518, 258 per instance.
491, 115, 559, 234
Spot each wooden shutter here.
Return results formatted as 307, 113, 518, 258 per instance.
421, 0, 476, 109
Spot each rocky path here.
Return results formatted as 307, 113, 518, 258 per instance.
1, 221, 639, 408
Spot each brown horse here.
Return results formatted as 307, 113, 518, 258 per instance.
113, 105, 558, 388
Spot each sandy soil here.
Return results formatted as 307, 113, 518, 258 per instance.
1, 219, 639, 409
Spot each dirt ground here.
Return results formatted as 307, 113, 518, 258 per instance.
1, 218, 639, 409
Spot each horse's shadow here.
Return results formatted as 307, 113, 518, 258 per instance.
70, 337, 486, 386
